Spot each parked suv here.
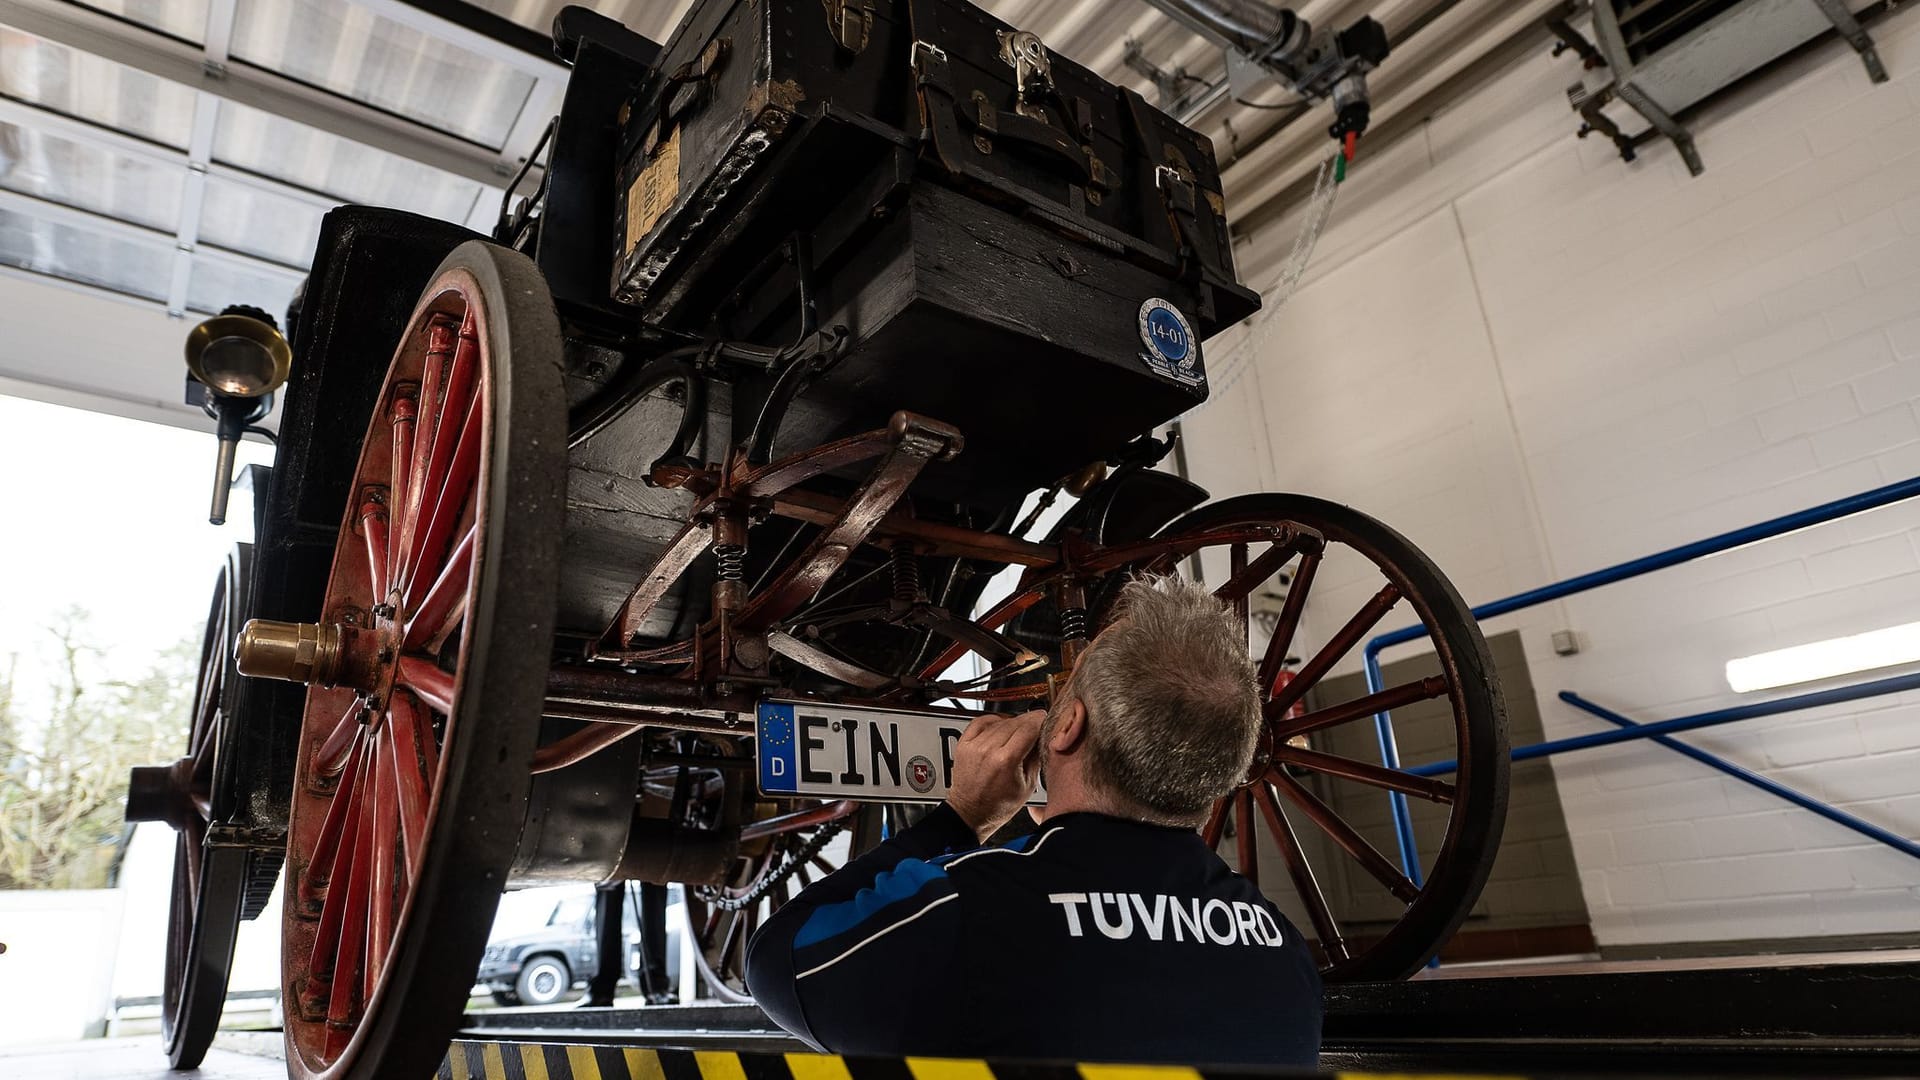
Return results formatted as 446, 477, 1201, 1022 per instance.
476, 890, 681, 1006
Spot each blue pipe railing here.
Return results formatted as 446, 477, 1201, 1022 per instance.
1560, 691, 1920, 861
1359, 474, 1920, 884
1405, 669, 1920, 780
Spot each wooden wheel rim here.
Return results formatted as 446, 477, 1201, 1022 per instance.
280, 243, 565, 1079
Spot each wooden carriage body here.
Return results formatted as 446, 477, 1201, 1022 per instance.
131, 4, 1510, 1076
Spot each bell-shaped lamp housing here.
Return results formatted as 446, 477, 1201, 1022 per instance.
184, 308, 291, 399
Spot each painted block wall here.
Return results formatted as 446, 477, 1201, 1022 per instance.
1187, 12, 1920, 946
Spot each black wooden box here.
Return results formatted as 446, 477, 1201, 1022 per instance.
611, 0, 1261, 497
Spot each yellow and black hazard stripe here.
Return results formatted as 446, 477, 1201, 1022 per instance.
437, 1041, 1513, 1080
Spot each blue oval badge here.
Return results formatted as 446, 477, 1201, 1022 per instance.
1138, 298, 1203, 387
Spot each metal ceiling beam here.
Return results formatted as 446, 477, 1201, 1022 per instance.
0, 362, 212, 436
0, 95, 180, 171
165, 0, 235, 316
0, 186, 309, 279
0, 261, 169, 318
0, 0, 532, 189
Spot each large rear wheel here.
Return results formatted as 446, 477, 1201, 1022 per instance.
1158, 494, 1508, 981
275, 241, 565, 1079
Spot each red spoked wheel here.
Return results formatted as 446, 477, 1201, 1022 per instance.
277, 241, 564, 1079
1158, 494, 1508, 981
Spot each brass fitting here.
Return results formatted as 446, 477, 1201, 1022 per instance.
234, 619, 346, 687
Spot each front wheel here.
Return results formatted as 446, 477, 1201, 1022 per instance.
275, 240, 566, 1079
514, 957, 570, 1006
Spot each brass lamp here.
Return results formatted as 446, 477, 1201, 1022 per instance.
185, 305, 291, 525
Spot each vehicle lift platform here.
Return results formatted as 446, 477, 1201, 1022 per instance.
449, 955, 1920, 1078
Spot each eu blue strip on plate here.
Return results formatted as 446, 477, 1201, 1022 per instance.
758, 701, 798, 794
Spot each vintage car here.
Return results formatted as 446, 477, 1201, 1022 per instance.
125, 1, 1507, 1076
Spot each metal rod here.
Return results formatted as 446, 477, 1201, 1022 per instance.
539, 703, 748, 735
1406, 671, 1920, 778
1361, 474, 1920, 886
772, 489, 1059, 567
545, 665, 755, 711
1559, 692, 1920, 862
208, 435, 238, 525
530, 722, 642, 775
738, 800, 859, 842
1371, 474, 1920, 655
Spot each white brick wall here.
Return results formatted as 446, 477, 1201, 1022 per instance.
1191, 10, 1920, 946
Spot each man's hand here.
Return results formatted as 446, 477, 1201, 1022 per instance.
946, 710, 1044, 842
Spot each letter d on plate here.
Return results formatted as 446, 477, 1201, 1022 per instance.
758, 702, 799, 794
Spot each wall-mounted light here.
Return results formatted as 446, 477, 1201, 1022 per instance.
1725, 621, 1920, 693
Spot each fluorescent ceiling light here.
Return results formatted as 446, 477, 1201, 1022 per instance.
1725, 621, 1920, 693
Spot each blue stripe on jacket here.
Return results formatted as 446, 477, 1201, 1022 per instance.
791, 857, 952, 948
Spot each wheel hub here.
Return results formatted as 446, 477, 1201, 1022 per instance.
236, 617, 391, 699
125, 758, 201, 830
235, 619, 351, 687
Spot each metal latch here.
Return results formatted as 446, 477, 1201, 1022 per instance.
823, 0, 873, 54
997, 29, 1054, 120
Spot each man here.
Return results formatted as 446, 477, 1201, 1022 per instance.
744, 576, 1322, 1065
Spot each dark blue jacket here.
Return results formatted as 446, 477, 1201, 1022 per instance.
744, 803, 1322, 1066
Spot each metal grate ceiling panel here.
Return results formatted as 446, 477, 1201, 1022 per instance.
210, 95, 486, 222
0, 27, 198, 146
230, 0, 539, 147
183, 249, 299, 316
72, 0, 209, 42
0, 118, 183, 230
0, 204, 172, 300
0, 0, 1545, 348
197, 173, 329, 266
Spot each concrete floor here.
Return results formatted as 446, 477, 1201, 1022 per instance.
1414, 945, 1920, 979
0, 1033, 284, 1079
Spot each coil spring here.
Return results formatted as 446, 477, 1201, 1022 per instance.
891, 550, 921, 604
714, 544, 746, 582
1059, 605, 1089, 642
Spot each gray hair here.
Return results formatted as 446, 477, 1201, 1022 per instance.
1065, 575, 1261, 823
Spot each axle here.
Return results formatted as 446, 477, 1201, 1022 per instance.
235, 618, 759, 730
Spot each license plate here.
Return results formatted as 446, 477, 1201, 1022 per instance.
756, 699, 1045, 804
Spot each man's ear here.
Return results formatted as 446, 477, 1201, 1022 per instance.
1049, 697, 1089, 754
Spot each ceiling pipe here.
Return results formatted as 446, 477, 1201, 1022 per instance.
1142, 0, 1391, 145
1211, 0, 1463, 160
1222, 0, 1565, 221
1144, 0, 1313, 58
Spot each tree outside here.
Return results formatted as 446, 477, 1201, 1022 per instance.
0, 608, 197, 891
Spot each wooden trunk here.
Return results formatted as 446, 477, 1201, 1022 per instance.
605, 0, 1260, 505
